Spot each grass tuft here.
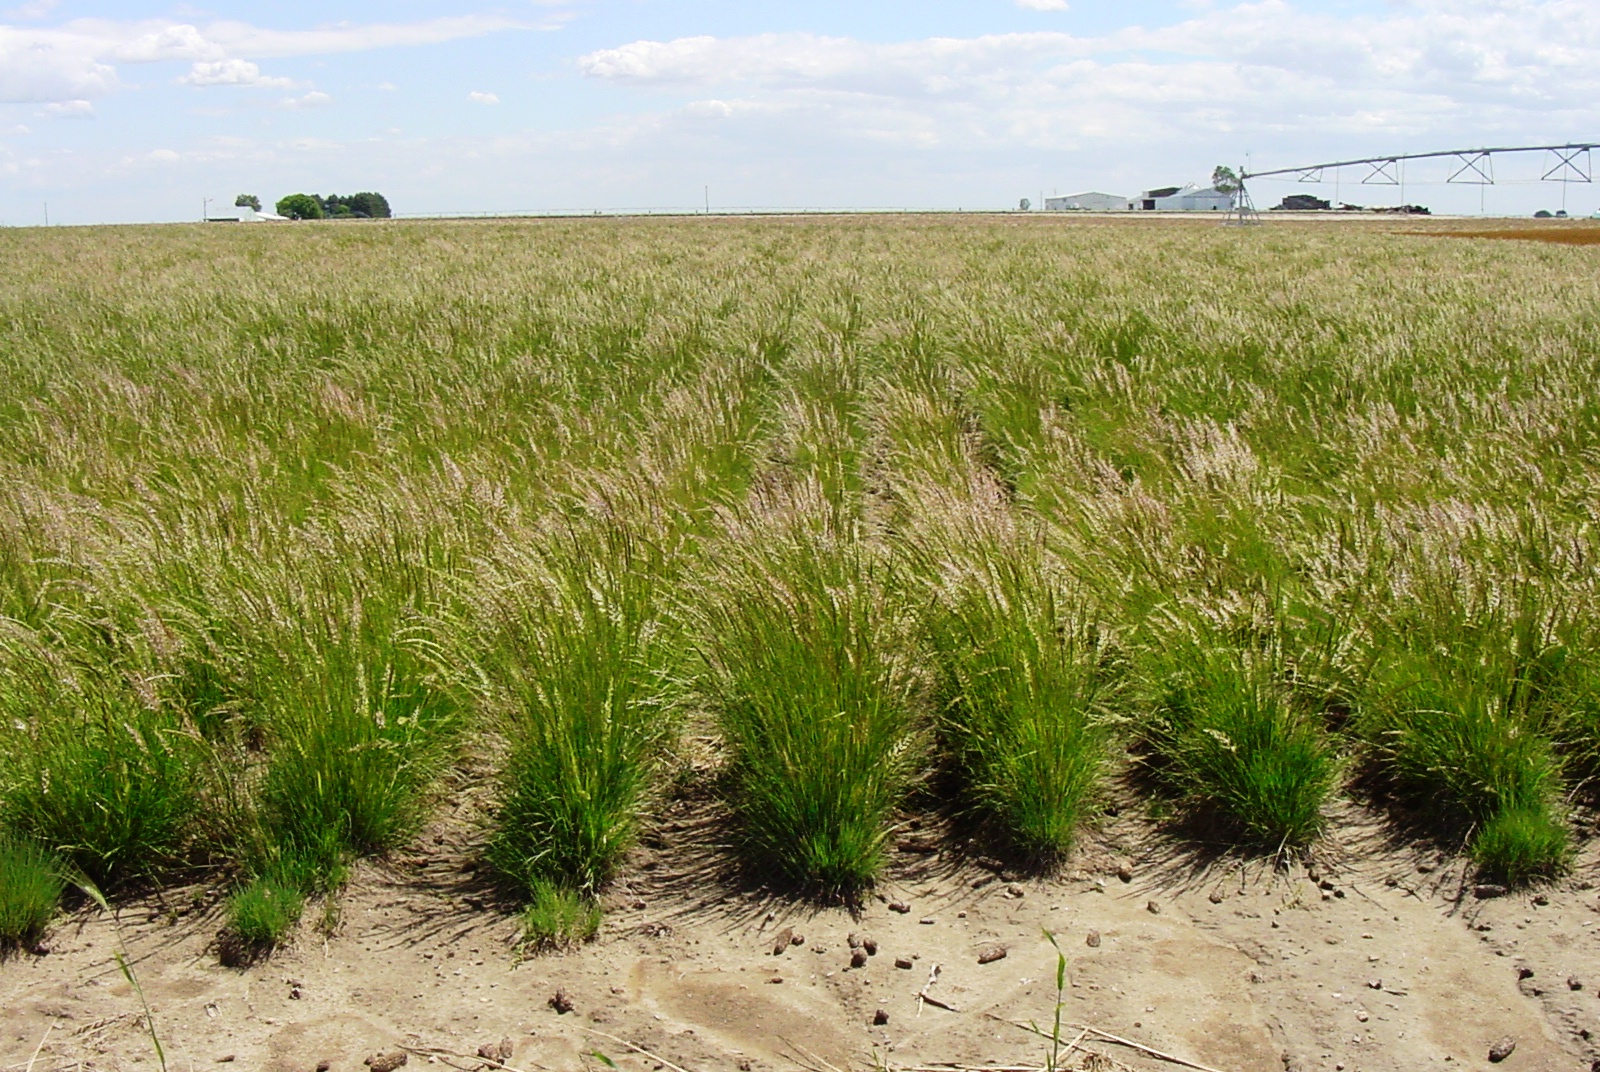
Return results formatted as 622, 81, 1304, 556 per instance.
0, 837, 65, 947
223, 872, 306, 950
1472, 804, 1569, 885
1145, 645, 1337, 850
1363, 656, 1568, 881
921, 543, 1114, 862
695, 496, 920, 899
519, 879, 601, 951
255, 595, 459, 881
0, 694, 203, 889
480, 517, 675, 896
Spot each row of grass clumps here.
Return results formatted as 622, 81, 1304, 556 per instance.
3, 525, 1590, 957
0, 539, 467, 960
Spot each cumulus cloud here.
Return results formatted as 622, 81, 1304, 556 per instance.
180, 59, 295, 88
1016, 0, 1069, 10
280, 90, 332, 109
467, 90, 500, 104
37, 98, 92, 118
575, 1, 1600, 151
4, 0, 59, 19
0, 14, 530, 105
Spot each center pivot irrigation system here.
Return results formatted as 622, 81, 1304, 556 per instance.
1221, 142, 1598, 224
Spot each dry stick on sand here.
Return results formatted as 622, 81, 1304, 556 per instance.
777, 1036, 846, 1072
398, 1045, 535, 1072
990, 1015, 1227, 1072
579, 1026, 698, 1072
23, 1023, 54, 1072
917, 963, 960, 1014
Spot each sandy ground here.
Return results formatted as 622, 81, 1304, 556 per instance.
6, 794, 1600, 1072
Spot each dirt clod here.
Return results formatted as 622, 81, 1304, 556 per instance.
316, 1063, 331, 1072
873, 1009, 890, 1026
1146, 900, 1161, 914
1570, 976, 1584, 991
216, 1057, 235, 1064
1475, 884, 1509, 900
888, 901, 911, 914
977, 943, 1008, 964
850, 948, 869, 968
847, 933, 862, 949
894, 956, 914, 969
477, 1039, 513, 1064
1086, 930, 1102, 948
771, 927, 794, 955
1208, 889, 1225, 904
1488, 1036, 1517, 1062
364, 1052, 407, 1072
1517, 966, 1534, 980
549, 989, 574, 1014
1116, 864, 1133, 883
862, 937, 878, 955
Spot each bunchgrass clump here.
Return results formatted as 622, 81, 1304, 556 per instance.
1145, 646, 1337, 850
224, 872, 306, 949
481, 518, 675, 896
0, 693, 203, 889
921, 547, 1113, 861
1472, 805, 1569, 885
519, 879, 601, 951
255, 596, 460, 879
696, 499, 920, 898
1363, 656, 1568, 881
0, 838, 65, 947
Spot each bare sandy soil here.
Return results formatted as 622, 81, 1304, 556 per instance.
7, 794, 1600, 1072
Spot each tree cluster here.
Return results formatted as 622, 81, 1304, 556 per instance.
273, 192, 392, 221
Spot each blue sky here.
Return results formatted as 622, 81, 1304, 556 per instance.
2, 1, 1598, 224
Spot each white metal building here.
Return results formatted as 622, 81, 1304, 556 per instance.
1132, 185, 1234, 211
1043, 191, 1127, 212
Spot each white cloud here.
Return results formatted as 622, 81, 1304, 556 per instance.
576, 1, 1600, 147
37, 98, 92, 118
0, 14, 531, 105
467, 90, 500, 104
180, 58, 295, 88
1016, 0, 1070, 10
196, 15, 531, 59
4, 0, 59, 19
280, 90, 332, 109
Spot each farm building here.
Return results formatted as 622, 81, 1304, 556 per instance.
1043, 191, 1127, 212
1131, 185, 1234, 211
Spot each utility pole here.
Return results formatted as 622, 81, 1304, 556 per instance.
704, 185, 709, 214
43, 202, 48, 227
202, 197, 212, 222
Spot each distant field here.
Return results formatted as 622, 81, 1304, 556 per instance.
2, 215, 1599, 950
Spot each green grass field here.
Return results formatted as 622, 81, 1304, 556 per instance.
2, 215, 1597, 945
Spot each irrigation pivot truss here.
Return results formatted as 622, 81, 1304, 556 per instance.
1224, 142, 1597, 222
